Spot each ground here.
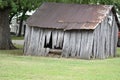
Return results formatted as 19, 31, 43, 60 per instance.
0, 44, 120, 80
1, 37, 120, 80
12, 40, 24, 45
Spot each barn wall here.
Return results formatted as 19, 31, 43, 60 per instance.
62, 30, 94, 59
24, 27, 94, 59
24, 12, 118, 59
93, 11, 118, 59
24, 27, 64, 56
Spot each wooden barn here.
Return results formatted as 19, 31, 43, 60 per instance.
24, 3, 120, 59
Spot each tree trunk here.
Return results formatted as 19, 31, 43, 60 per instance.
17, 18, 23, 37
9, 12, 16, 24
23, 25, 26, 36
0, 9, 16, 50
17, 10, 27, 37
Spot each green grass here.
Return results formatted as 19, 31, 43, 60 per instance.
116, 48, 120, 57
11, 36, 24, 40
0, 47, 120, 80
0, 44, 23, 56
14, 44, 23, 49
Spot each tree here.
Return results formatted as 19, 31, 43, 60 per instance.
0, 0, 42, 50
0, 0, 42, 49
0, 0, 17, 49
16, 0, 42, 36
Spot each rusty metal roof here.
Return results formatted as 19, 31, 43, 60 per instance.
27, 2, 114, 30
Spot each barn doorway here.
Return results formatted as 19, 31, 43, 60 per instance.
44, 32, 52, 49
44, 32, 62, 56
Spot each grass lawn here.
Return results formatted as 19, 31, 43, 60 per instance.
0, 47, 120, 80
11, 36, 24, 40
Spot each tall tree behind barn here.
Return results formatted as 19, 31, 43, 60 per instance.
24, 3, 120, 59
0, 1, 16, 50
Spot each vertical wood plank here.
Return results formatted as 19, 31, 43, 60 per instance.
69, 31, 77, 57
62, 31, 71, 57
76, 31, 82, 57
52, 30, 58, 48
56, 30, 64, 48
24, 26, 32, 55
86, 31, 94, 59
79, 31, 89, 59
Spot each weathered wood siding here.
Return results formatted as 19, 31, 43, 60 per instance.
92, 11, 118, 59
62, 30, 94, 59
24, 12, 118, 59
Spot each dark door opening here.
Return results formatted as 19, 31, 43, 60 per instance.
44, 32, 52, 49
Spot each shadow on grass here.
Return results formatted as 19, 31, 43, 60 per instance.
0, 45, 120, 59
115, 47, 120, 57
0, 44, 24, 56
11, 36, 24, 40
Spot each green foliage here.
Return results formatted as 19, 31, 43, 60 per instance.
0, 0, 42, 23
18, 0, 41, 11
0, 0, 8, 9
10, 0, 42, 18
0, 0, 15, 9
113, 0, 120, 15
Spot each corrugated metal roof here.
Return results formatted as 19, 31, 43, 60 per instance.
27, 2, 114, 30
